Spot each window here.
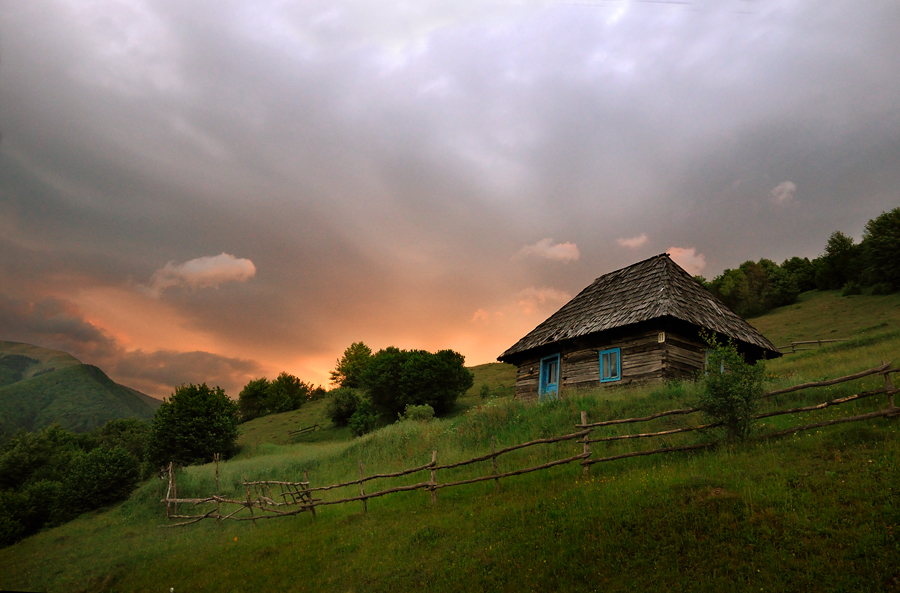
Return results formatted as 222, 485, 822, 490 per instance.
599, 348, 621, 382
539, 354, 560, 401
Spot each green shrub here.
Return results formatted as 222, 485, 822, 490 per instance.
479, 383, 491, 399
697, 335, 767, 442
842, 281, 862, 296
399, 403, 435, 422
871, 282, 894, 295
325, 388, 363, 427
62, 446, 140, 515
348, 399, 379, 437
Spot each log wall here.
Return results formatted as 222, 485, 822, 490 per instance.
513, 330, 707, 401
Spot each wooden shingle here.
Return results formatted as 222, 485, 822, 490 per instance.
498, 253, 780, 363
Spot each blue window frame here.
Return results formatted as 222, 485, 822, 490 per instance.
539, 354, 560, 401
599, 348, 621, 382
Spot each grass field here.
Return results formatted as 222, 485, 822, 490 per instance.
1, 290, 899, 592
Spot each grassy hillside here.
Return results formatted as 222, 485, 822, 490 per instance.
1, 294, 898, 592
750, 289, 900, 347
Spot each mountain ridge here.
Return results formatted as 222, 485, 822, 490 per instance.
0, 341, 159, 436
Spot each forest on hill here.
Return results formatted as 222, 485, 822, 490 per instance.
0, 342, 159, 437
698, 207, 899, 318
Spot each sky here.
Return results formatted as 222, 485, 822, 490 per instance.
1, 0, 898, 399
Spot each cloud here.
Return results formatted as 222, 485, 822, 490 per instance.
515, 286, 571, 315
770, 181, 797, 205
616, 233, 648, 248
517, 239, 580, 263
144, 253, 256, 297
0, 294, 117, 358
0, 293, 264, 397
110, 349, 264, 398
471, 308, 490, 322
666, 247, 707, 276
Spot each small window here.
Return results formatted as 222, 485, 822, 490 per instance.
599, 348, 621, 382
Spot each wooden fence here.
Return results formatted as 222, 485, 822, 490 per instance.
777, 339, 847, 353
161, 362, 899, 527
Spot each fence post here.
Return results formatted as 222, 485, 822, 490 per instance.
581, 411, 591, 476
166, 461, 176, 519
884, 364, 896, 409
214, 453, 220, 520
430, 451, 438, 505
305, 470, 316, 518
491, 435, 500, 493
359, 461, 367, 514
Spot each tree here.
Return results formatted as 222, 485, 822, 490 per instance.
146, 383, 239, 468
238, 373, 313, 421
238, 378, 269, 422
360, 347, 473, 417
862, 207, 900, 291
324, 387, 363, 427
265, 372, 310, 413
781, 256, 817, 292
330, 342, 372, 388
815, 231, 862, 290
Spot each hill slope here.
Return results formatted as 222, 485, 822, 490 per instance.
0, 342, 160, 435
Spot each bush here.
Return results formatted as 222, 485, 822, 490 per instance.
325, 388, 363, 427
842, 281, 862, 296
479, 383, 491, 399
146, 383, 239, 468
871, 282, 894, 295
697, 335, 767, 442
348, 399, 380, 437
399, 404, 435, 422
62, 446, 140, 515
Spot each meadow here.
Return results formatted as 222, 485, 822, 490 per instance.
0, 290, 898, 592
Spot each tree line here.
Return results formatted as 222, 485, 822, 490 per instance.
697, 207, 900, 317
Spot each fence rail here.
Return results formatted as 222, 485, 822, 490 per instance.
777, 338, 847, 353
161, 362, 898, 527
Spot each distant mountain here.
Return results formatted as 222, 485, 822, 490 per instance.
0, 341, 160, 436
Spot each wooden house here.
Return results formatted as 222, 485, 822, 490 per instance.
497, 253, 782, 401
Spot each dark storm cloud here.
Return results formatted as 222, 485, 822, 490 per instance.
1, 0, 899, 382
0, 294, 117, 357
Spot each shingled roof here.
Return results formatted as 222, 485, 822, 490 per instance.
498, 253, 780, 361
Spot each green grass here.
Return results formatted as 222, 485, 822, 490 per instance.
2, 293, 900, 592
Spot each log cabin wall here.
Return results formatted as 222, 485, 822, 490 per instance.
512, 329, 708, 401
514, 357, 542, 401
661, 333, 707, 381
